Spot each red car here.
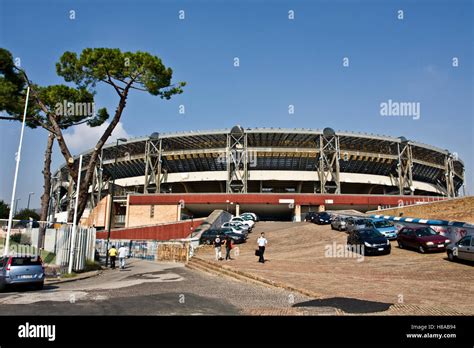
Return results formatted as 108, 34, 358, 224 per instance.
397, 227, 450, 253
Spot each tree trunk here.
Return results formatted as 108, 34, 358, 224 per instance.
68, 93, 129, 224
38, 132, 54, 249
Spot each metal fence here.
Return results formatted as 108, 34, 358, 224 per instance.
1, 219, 96, 272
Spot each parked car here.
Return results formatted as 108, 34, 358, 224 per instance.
230, 217, 255, 228
371, 219, 398, 240
221, 221, 250, 232
199, 229, 246, 245
220, 223, 248, 237
241, 212, 258, 222
308, 212, 331, 225
331, 216, 348, 231
446, 235, 474, 262
347, 228, 391, 255
0, 255, 45, 291
346, 218, 374, 233
305, 212, 317, 222
397, 227, 450, 253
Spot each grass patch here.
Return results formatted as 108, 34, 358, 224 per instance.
61, 272, 78, 279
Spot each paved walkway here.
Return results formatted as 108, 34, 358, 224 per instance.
195, 221, 474, 315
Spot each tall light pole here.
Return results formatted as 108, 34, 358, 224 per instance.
105, 138, 127, 267
27, 192, 34, 210
4, 87, 30, 257
68, 155, 83, 274
13, 198, 20, 215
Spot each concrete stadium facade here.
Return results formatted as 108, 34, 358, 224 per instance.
52, 126, 465, 225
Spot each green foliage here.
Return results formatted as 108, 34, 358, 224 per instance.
13, 208, 40, 221
0, 48, 39, 122
0, 200, 10, 219
56, 48, 185, 98
0, 47, 109, 129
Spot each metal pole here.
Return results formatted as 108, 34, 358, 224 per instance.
13, 199, 20, 216
4, 87, 30, 256
105, 141, 119, 267
68, 155, 83, 274
27, 192, 34, 210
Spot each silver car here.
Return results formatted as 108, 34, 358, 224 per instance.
0, 255, 45, 291
447, 235, 474, 262
331, 216, 348, 231
346, 218, 374, 234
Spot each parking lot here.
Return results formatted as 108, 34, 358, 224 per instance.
195, 221, 474, 315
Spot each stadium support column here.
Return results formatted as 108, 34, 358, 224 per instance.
226, 125, 248, 193
444, 154, 455, 198
144, 135, 162, 194
316, 128, 341, 194
294, 204, 301, 222
396, 137, 414, 196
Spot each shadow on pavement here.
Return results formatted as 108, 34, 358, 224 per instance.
293, 297, 392, 313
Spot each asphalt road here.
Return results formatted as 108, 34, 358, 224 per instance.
0, 259, 318, 315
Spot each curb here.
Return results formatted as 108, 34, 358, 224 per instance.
45, 270, 102, 285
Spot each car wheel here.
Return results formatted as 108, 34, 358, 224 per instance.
447, 251, 456, 261
339, 226, 342, 232
398, 241, 404, 249
418, 245, 425, 253
206, 240, 211, 245
0, 282, 5, 292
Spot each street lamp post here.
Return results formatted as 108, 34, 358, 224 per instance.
13, 199, 20, 215
105, 138, 127, 267
27, 192, 34, 210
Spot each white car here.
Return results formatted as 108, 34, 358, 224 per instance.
241, 212, 258, 221
221, 225, 248, 236
231, 217, 255, 228
221, 221, 250, 232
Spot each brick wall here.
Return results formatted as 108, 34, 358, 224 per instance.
126, 204, 179, 227
96, 218, 204, 240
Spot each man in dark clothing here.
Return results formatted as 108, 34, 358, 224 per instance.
214, 235, 223, 261
225, 235, 233, 260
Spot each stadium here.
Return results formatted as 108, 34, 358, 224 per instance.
51, 126, 465, 226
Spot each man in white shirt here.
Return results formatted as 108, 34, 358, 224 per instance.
118, 244, 128, 270
257, 232, 268, 263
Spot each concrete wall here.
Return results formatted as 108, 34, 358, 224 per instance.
82, 195, 109, 228
126, 204, 180, 228
367, 196, 474, 224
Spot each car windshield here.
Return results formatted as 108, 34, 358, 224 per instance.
374, 220, 393, 228
359, 230, 382, 238
319, 213, 330, 218
415, 228, 437, 237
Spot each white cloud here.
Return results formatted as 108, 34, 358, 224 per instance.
64, 122, 131, 154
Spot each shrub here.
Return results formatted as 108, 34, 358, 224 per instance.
10, 233, 31, 245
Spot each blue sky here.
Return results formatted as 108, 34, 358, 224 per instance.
0, 0, 472, 209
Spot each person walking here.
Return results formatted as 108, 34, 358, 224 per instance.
257, 232, 267, 263
108, 245, 118, 269
225, 235, 233, 260
118, 244, 128, 270
214, 234, 223, 261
